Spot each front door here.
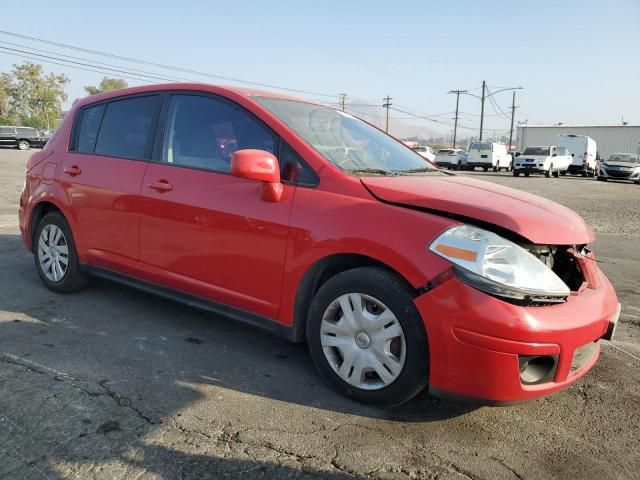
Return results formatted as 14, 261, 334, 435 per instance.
139, 93, 294, 319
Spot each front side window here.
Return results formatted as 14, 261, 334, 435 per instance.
75, 104, 106, 152
16, 127, 37, 136
254, 97, 439, 175
162, 95, 277, 173
94, 96, 160, 159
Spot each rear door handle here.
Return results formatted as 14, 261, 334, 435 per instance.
63, 165, 82, 176
148, 180, 173, 192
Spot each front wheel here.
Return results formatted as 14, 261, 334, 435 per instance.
513, 170, 520, 177
306, 267, 429, 406
17, 140, 30, 150
545, 164, 553, 178
34, 212, 88, 293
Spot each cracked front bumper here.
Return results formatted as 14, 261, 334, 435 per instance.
414, 267, 618, 404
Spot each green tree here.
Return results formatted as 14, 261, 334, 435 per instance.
3, 62, 69, 129
84, 77, 128, 95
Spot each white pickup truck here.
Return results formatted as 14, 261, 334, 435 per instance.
513, 146, 572, 178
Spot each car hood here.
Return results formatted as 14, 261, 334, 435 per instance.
360, 175, 595, 245
518, 155, 550, 160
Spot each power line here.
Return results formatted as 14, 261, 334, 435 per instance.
0, 30, 338, 98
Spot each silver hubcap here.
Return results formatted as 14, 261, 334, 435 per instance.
19, 141, 28, 150
37, 225, 69, 282
320, 293, 406, 390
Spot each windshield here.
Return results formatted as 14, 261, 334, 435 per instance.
523, 147, 551, 156
254, 97, 440, 175
412, 146, 427, 152
607, 154, 640, 164
469, 142, 492, 151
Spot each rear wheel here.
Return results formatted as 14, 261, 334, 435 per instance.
455, 161, 461, 171
34, 212, 88, 293
17, 140, 30, 150
483, 166, 489, 172
307, 267, 429, 406
513, 170, 520, 177
492, 165, 498, 172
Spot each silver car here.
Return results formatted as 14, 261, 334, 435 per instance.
597, 153, 640, 183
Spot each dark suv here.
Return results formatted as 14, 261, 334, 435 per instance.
0, 125, 45, 150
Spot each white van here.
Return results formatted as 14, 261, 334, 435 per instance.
513, 146, 572, 177
555, 134, 597, 176
467, 142, 511, 171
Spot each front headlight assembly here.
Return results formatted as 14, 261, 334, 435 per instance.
429, 225, 570, 304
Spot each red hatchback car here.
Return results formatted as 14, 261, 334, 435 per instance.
19, 84, 620, 406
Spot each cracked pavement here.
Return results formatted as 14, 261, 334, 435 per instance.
1, 148, 639, 479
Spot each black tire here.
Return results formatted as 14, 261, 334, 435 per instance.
33, 212, 88, 293
597, 177, 607, 182
306, 267, 429, 407
483, 166, 489, 172
492, 165, 498, 172
560, 170, 567, 176
524, 171, 530, 177
513, 170, 520, 177
17, 140, 30, 150
455, 161, 461, 171
545, 164, 553, 178
553, 168, 560, 178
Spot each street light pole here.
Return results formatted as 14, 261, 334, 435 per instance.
479, 80, 486, 141
508, 90, 517, 152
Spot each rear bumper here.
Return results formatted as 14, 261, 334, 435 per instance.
415, 267, 618, 403
568, 164, 589, 174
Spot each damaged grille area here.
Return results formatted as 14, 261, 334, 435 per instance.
521, 244, 587, 303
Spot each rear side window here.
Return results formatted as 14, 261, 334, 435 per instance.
94, 96, 160, 159
0, 127, 16, 134
76, 104, 106, 152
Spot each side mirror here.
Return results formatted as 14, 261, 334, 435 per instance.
571, 153, 575, 157
231, 149, 283, 202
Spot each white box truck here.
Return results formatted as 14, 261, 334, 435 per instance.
555, 134, 597, 176
467, 142, 511, 171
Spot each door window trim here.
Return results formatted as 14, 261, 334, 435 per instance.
151, 90, 318, 188
69, 92, 163, 162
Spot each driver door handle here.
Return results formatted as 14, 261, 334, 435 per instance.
148, 180, 173, 192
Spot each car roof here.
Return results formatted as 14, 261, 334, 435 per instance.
73, 82, 320, 109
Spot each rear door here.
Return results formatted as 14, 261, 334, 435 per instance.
138, 93, 298, 319
62, 94, 162, 269
0, 127, 17, 146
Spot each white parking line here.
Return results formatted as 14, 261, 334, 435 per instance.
602, 341, 640, 362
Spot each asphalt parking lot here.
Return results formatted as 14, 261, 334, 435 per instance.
1, 147, 638, 480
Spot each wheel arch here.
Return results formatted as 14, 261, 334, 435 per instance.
290, 253, 420, 343
28, 200, 67, 252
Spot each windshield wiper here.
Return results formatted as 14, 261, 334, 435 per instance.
394, 167, 442, 174
344, 168, 397, 176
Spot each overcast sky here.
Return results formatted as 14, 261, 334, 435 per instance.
1, 0, 638, 135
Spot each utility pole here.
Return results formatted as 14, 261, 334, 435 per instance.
339, 93, 347, 111
508, 90, 517, 152
448, 89, 467, 148
383, 95, 392, 133
479, 80, 486, 141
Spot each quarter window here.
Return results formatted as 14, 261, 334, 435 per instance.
94, 96, 160, 159
280, 142, 318, 186
162, 94, 277, 173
